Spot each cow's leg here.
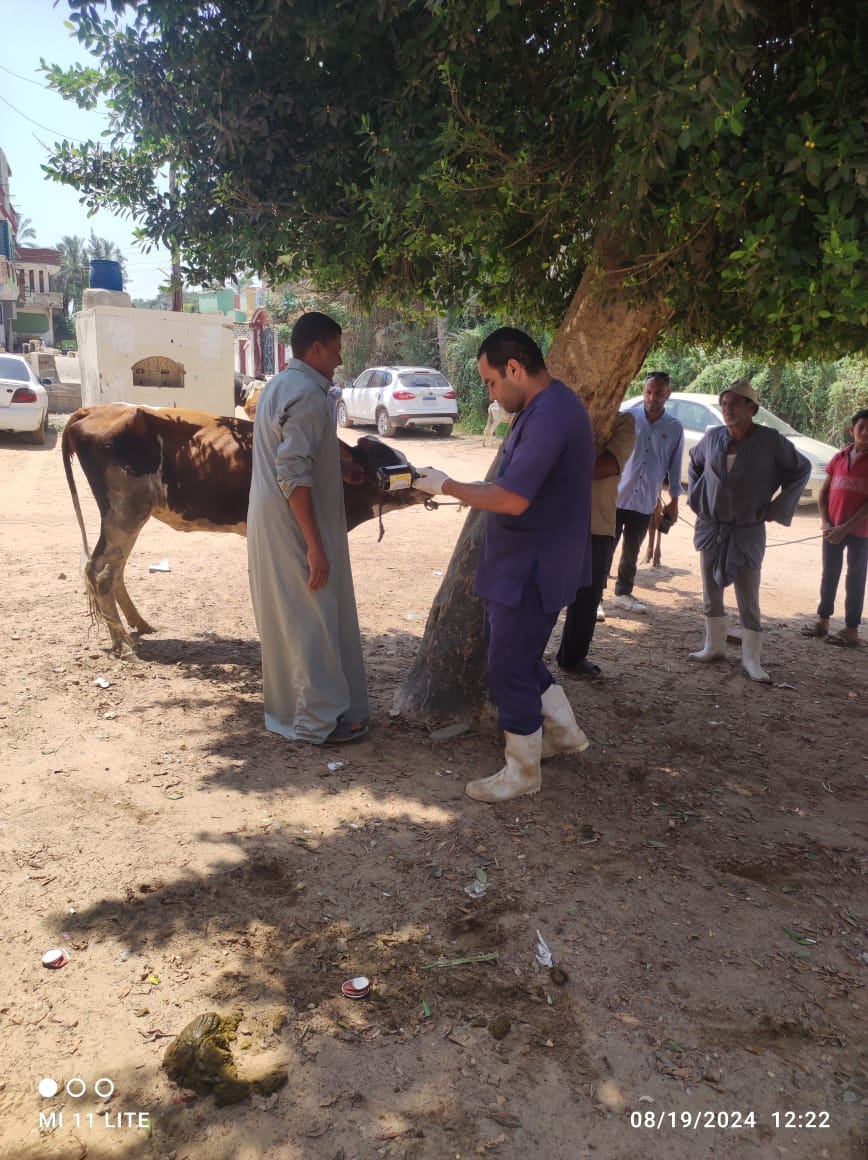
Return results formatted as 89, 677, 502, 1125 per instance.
644, 498, 662, 566
652, 529, 662, 568
115, 565, 157, 637
85, 472, 156, 653
643, 523, 657, 565
85, 527, 142, 654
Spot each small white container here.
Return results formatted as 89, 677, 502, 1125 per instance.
341, 975, 371, 999
42, 948, 69, 969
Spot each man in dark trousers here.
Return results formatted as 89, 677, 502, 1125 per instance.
611, 371, 684, 614
414, 328, 594, 803
556, 410, 636, 676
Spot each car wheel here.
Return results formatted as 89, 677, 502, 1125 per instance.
43, 409, 50, 431
376, 408, 396, 437
434, 423, 453, 438
30, 422, 46, 446
336, 400, 352, 428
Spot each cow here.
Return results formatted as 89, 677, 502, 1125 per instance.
482, 400, 515, 447
643, 486, 675, 568
62, 404, 424, 655
233, 373, 265, 410
240, 383, 265, 421
234, 379, 266, 421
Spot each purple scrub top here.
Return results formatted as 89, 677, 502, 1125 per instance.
474, 379, 593, 612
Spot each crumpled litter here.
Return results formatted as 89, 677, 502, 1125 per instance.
534, 929, 553, 968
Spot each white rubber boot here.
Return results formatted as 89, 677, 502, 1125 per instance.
540, 684, 590, 760
741, 629, 771, 683
689, 616, 728, 662
466, 729, 543, 803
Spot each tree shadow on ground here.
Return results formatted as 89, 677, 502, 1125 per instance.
22, 608, 868, 1159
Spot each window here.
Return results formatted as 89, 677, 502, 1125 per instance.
0, 355, 32, 382
398, 371, 449, 392
131, 356, 185, 389
673, 402, 718, 431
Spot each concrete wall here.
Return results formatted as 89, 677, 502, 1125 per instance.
26, 350, 83, 413
76, 305, 235, 415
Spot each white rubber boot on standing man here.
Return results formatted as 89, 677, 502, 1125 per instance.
689, 615, 728, 662
741, 628, 772, 683
539, 683, 590, 760
466, 729, 543, 803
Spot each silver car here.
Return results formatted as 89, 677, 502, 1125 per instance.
0, 354, 50, 445
338, 366, 458, 437
666, 391, 838, 504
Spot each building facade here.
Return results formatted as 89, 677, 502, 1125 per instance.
0, 149, 63, 350
13, 245, 63, 348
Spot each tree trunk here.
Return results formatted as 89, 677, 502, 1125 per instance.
392, 504, 490, 721
395, 250, 672, 720
436, 316, 448, 370
546, 244, 674, 447
169, 165, 184, 312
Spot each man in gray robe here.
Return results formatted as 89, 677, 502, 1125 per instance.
687, 378, 810, 682
247, 312, 369, 744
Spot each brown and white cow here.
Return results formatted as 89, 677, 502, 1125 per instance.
62, 404, 424, 654
233, 379, 266, 422
482, 400, 515, 447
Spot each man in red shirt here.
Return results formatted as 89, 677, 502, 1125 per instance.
802, 408, 868, 647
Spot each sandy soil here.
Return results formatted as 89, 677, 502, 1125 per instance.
0, 421, 865, 1160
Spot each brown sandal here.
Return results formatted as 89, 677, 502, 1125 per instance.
800, 624, 828, 639
324, 716, 370, 744
824, 632, 860, 649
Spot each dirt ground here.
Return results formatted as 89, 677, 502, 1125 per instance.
0, 421, 865, 1160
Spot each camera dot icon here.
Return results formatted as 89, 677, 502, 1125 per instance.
38, 1078, 59, 1098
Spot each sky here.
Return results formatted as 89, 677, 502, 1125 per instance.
0, 0, 171, 299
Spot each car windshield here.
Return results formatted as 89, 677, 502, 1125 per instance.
686, 398, 800, 436
0, 357, 33, 383
397, 371, 449, 391
754, 406, 798, 435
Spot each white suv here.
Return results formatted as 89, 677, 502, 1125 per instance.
337, 366, 458, 437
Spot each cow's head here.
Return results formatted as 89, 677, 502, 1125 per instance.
342, 435, 428, 532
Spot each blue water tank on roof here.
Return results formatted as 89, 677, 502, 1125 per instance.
89, 259, 123, 291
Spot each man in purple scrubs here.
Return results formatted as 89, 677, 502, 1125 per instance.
414, 328, 594, 803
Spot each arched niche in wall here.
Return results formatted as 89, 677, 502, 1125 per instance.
132, 355, 185, 389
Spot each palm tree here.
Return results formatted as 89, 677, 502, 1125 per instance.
13, 216, 37, 249
53, 233, 131, 311
54, 235, 90, 314
87, 230, 128, 283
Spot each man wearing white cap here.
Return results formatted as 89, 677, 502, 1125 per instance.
687, 378, 811, 681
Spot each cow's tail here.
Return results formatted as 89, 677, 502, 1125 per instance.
61, 416, 91, 566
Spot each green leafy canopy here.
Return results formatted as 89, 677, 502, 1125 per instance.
43, 0, 867, 359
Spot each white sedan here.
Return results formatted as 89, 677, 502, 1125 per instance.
0, 354, 50, 445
